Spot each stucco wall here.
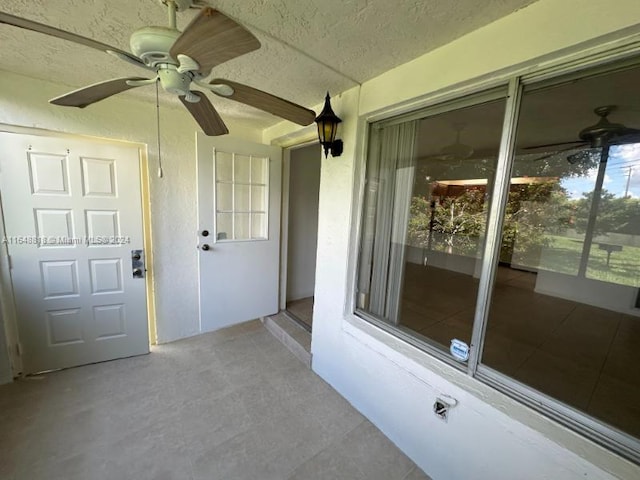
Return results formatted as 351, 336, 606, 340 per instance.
0, 72, 262, 352
264, 0, 640, 478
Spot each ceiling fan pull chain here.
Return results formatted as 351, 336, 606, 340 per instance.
156, 79, 164, 178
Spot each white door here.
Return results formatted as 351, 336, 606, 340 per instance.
0, 132, 149, 374
197, 132, 282, 331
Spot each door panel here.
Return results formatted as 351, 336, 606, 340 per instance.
0, 132, 149, 374
197, 132, 282, 332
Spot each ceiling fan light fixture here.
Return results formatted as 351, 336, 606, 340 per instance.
315, 93, 343, 158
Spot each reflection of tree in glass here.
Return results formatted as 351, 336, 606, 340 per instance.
501, 182, 572, 266
408, 190, 485, 255
574, 189, 640, 236
435, 190, 486, 254
408, 181, 574, 263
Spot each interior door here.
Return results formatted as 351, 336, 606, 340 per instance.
197, 132, 282, 332
0, 132, 149, 374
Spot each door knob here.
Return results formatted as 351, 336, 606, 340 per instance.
201, 230, 209, 237
201, 244, 210, 251
133, 268, 143, 278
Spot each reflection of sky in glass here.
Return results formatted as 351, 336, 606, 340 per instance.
561, 143, 640, 199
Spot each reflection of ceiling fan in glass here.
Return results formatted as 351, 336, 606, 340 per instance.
527, 105, 640, 162
427, 123, 474, 161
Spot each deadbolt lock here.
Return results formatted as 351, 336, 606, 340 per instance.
131, 250, 145, 278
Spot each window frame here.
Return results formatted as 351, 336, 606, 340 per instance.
351, 41, 640, 464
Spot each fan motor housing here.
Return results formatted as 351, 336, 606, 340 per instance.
158, 66, 192, 97
130, 26, 180, 67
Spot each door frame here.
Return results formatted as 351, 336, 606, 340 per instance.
0, 123, 156, 379
278, 140, 322, 312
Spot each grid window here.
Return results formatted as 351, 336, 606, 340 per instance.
215, 151, 268, 241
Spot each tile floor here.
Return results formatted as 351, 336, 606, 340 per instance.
399, 262, 640, 439
286, 297, 314, 330
0, 320, 430, 480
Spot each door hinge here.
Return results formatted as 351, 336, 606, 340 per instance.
7, 254, 12, 270
15, 343, 21, 356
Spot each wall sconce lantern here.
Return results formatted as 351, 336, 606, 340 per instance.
315, 92, 343, 157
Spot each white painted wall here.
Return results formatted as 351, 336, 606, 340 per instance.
0, 72, 262, 357
264, 0, 640, 478
287, 143, 321, 301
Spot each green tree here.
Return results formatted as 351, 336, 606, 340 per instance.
574, 190, 640, 236
500, 182, 572, 265
407, 190, 486, 255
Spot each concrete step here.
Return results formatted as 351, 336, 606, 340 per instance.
262, 312, 311, 368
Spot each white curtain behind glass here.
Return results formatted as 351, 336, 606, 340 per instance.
358, 120, 418, 323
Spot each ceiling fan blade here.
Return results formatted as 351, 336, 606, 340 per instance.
170, 8, 260, 75
180, 92, 228, 136
0, 11, 147, 68
609, 131, 640, 146
50, 77, 151, 108
530, 143, 588, 162
209, 79, 316, 126
523, 140, 586, 150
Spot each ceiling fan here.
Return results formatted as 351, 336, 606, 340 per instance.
0, 0, 316, 135
420, 123, 475, 162
525, 105, 640, 161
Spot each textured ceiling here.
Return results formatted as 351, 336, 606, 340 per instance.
0, 0, 536, 131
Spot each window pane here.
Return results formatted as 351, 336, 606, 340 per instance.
251, 157, 268, 184
234, 154, 251, 183
357, 97, 506, 359
216, 213, 232, 241
251, 213, 267, 239
251, 186, 267, 211
216, 151, 233, 182
234, 213, 250, 239
216, 182, 232, 211
481, 65, 640, 440
235, 184, 250, 211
